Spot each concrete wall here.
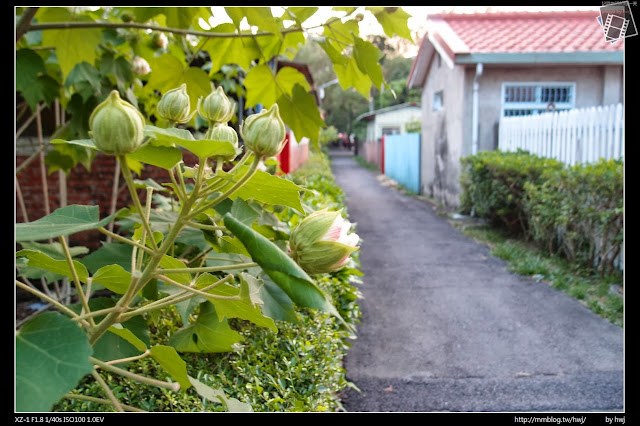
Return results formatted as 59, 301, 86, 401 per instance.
473, 64, 624, 158
419, 55, 466, 208
418, 61, 623, 209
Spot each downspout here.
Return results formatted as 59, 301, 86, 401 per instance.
471, 62, 483, 155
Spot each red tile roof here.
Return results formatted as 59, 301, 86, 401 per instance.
429, 11, 624, 54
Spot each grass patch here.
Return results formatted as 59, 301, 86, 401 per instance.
450, 220, 623, 327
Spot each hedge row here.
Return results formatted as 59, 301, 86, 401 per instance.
56, 151, 362, 412
460, 150, 623, 276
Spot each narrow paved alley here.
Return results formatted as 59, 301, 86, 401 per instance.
331, 154, 624, 412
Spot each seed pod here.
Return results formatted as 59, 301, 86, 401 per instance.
89, 90, 146, 155
197, 86, 234, 124
156, 84, 193, 123
240, 104, 286, 158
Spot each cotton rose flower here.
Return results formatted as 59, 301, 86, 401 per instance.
289, 210, 360, 274
132, 56, 151, 76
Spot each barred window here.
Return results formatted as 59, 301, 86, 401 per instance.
502, 82, 575, 117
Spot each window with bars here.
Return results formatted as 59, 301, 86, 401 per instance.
501, 82, 575, 117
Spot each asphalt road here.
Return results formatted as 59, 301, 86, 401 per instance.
330, 153, 624, 413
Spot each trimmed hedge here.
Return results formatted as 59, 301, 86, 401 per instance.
460, 150, 623, 275
459, 150, 564, 234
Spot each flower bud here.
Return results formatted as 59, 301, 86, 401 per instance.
240, 104, 286, 158
208, 123, 239, 153
289, 210, 360, 275
132, 56, 151, 76
156, 84, 193, 123
152, 32, 168, 50
197, 86, 234, 124
89, 90, 146, 155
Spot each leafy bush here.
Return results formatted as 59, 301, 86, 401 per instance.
55, 150, 362, 412
524, 159, 623, 275
459, 150, 563, 235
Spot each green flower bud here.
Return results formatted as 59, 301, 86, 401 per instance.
197, 86, 234, 124
89, 90, 146, 155
208, 123, 239, 156
289, 210, 360, 275
157, 84, 194, 123
240, 104, 287, 158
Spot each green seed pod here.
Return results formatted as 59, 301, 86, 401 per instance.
157, 84, 193, 123
197, 86, 234, 124
89, 90, 146, 155
240, 104, 286, 158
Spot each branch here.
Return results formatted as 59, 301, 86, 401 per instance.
27, 21, 305, 39
16, 7, 39, 42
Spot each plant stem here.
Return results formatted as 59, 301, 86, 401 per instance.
118, 155, 159, 251
73, 306, 127, 322
91, 370, 124, 412
105, 350, 151, 366
188, 155, 262, 219
158, 262, 258, 274
157, 275, 242, 301
121, 274, 234, 321
185, 221, 225, 231
63, 393, 145, 412
15, 280, 89, 327
58, 236, 95, 326
91, 357, 181, 392
98, 227, 155, 254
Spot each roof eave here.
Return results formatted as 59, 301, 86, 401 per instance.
454, 51, 624, 65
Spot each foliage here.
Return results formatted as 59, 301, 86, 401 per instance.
459, 149, 564, 235
55, 151, 361, 412
460, 150, 623, 278
523, 159, 623, 276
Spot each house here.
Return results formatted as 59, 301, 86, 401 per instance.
407, 10, 624, 208
356, 102, 421, 170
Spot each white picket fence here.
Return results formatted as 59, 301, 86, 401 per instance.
499, 103, 624, 165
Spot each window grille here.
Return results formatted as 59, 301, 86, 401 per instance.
502, 82, 575, 117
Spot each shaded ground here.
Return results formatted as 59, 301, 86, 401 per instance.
331, 153, 624, 413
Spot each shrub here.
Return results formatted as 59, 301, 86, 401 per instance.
524, 159, 623, 275
459, 150, 563, 235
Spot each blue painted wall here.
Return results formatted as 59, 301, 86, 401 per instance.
384, 133, 421, 194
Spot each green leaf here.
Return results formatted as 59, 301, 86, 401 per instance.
222, 165, 304, 213
368, 7, 413, 41
226, 7, 281, 36
79, 242, 134, 273
51, 138, 98, 150
92, 264, 131, 294
244, 64, 311, 108
285, 7, 319, 25
324, 18, 360, 46
65, 62, 102, 102
99, 51, 134, 93
319, 39, 346, 66
195, 274, 277, 332
41, 21, 102, 80
144, 125, 194, 145
127, 144, 182, 170
16, 205, 121, 242
16, 49, 60, 111
259, 275, 299, 323
188, 376, 253, 412
160, 7, 211, 29
19, 241, 89, 260
353, 36, 384, 89
108, 324, 147, 352
203, 24, 261, 74
277, 84, 325, 146
144, 125, 237, 159
16, 249, 89, 284
159, 255, 192, 285
334, 54, 371, 99
168, 302, 244, 353
16, 312, 93, 412
230, 198, 259, 226
150, 345, 192, 391
146, 54, 211, 112
223, 213, 347, 327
